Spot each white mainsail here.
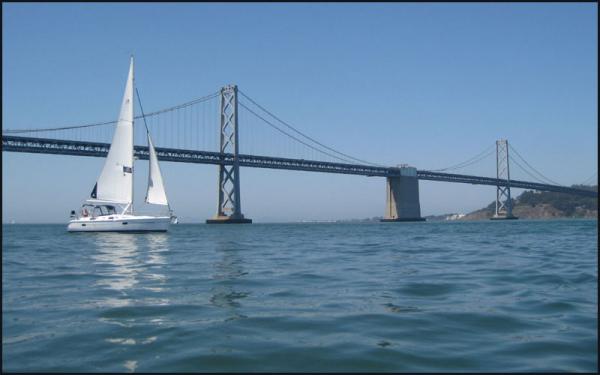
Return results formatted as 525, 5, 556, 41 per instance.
91, 57, 134, 204
145, 133, 169, 206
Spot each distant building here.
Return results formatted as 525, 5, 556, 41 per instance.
445, 213, 465, 220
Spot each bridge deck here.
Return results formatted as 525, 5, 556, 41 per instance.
2, 135, 596, 197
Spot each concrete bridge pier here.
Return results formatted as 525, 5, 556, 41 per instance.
380, 166, 425, 222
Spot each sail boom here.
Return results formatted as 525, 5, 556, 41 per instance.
86, 198, 130, 205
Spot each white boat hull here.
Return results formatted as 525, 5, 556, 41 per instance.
67, 215, 170, 232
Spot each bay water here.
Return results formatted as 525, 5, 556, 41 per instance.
2, 220, 597, 372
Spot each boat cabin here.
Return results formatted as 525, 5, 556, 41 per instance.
77, 204, 118, 218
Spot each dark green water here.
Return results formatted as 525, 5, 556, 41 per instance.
2, 220, 598, 372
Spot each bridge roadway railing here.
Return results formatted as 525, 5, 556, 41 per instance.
2, 135, 597, 198
1, 135, 392, 176
416, 170, 597, 197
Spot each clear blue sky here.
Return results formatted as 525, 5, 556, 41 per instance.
2, 3, 597, 223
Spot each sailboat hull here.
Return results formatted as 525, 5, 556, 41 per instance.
67, 215, 170, 232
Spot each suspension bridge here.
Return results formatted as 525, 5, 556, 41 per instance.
2, 85, 597, 223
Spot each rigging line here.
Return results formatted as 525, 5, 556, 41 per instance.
134, 87, 150, 134
238, 90, 384, 167
428, 144, 495, 172
508, 144, 563, 186
508, 155, 553, 185
239, 102, 363, 165
3, 91, 220, 134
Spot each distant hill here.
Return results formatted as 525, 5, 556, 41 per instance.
461, 185, 598, 220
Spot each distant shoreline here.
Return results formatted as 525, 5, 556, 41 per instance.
3, 217, 598, 225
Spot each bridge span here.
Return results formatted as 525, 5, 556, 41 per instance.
3, 85, 597, 223
3, 135, 596, 197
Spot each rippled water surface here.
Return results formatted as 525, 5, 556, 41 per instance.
2, 220, 598, 372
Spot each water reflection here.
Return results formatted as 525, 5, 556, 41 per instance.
91, 233, 171, 305
90, 232, 171, 372
92, 233, 140, 306
210, 239, 249, 321
144, 233, 169, 294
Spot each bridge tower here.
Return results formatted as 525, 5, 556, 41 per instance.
206, 85, 252, 224
491, 139, 517, 220
380, 165, 425, 222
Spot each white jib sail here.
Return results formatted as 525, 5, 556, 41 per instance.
93, 57, 134, 204
145, 133, 169, 206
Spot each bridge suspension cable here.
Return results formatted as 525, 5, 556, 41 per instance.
579, 171, 598, 186
238, 90, 385, 167
239, 101, 368, 165
426, 144, 495, 172
508, 155, 554, 185
2, 91, 220, 134
508, 144, 563, 186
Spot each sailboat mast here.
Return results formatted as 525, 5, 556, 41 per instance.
130, 55, 135, 215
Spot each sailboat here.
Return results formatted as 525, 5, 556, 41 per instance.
68, 57, 176, 232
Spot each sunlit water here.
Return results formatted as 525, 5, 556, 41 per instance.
2, 220, 597, 372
